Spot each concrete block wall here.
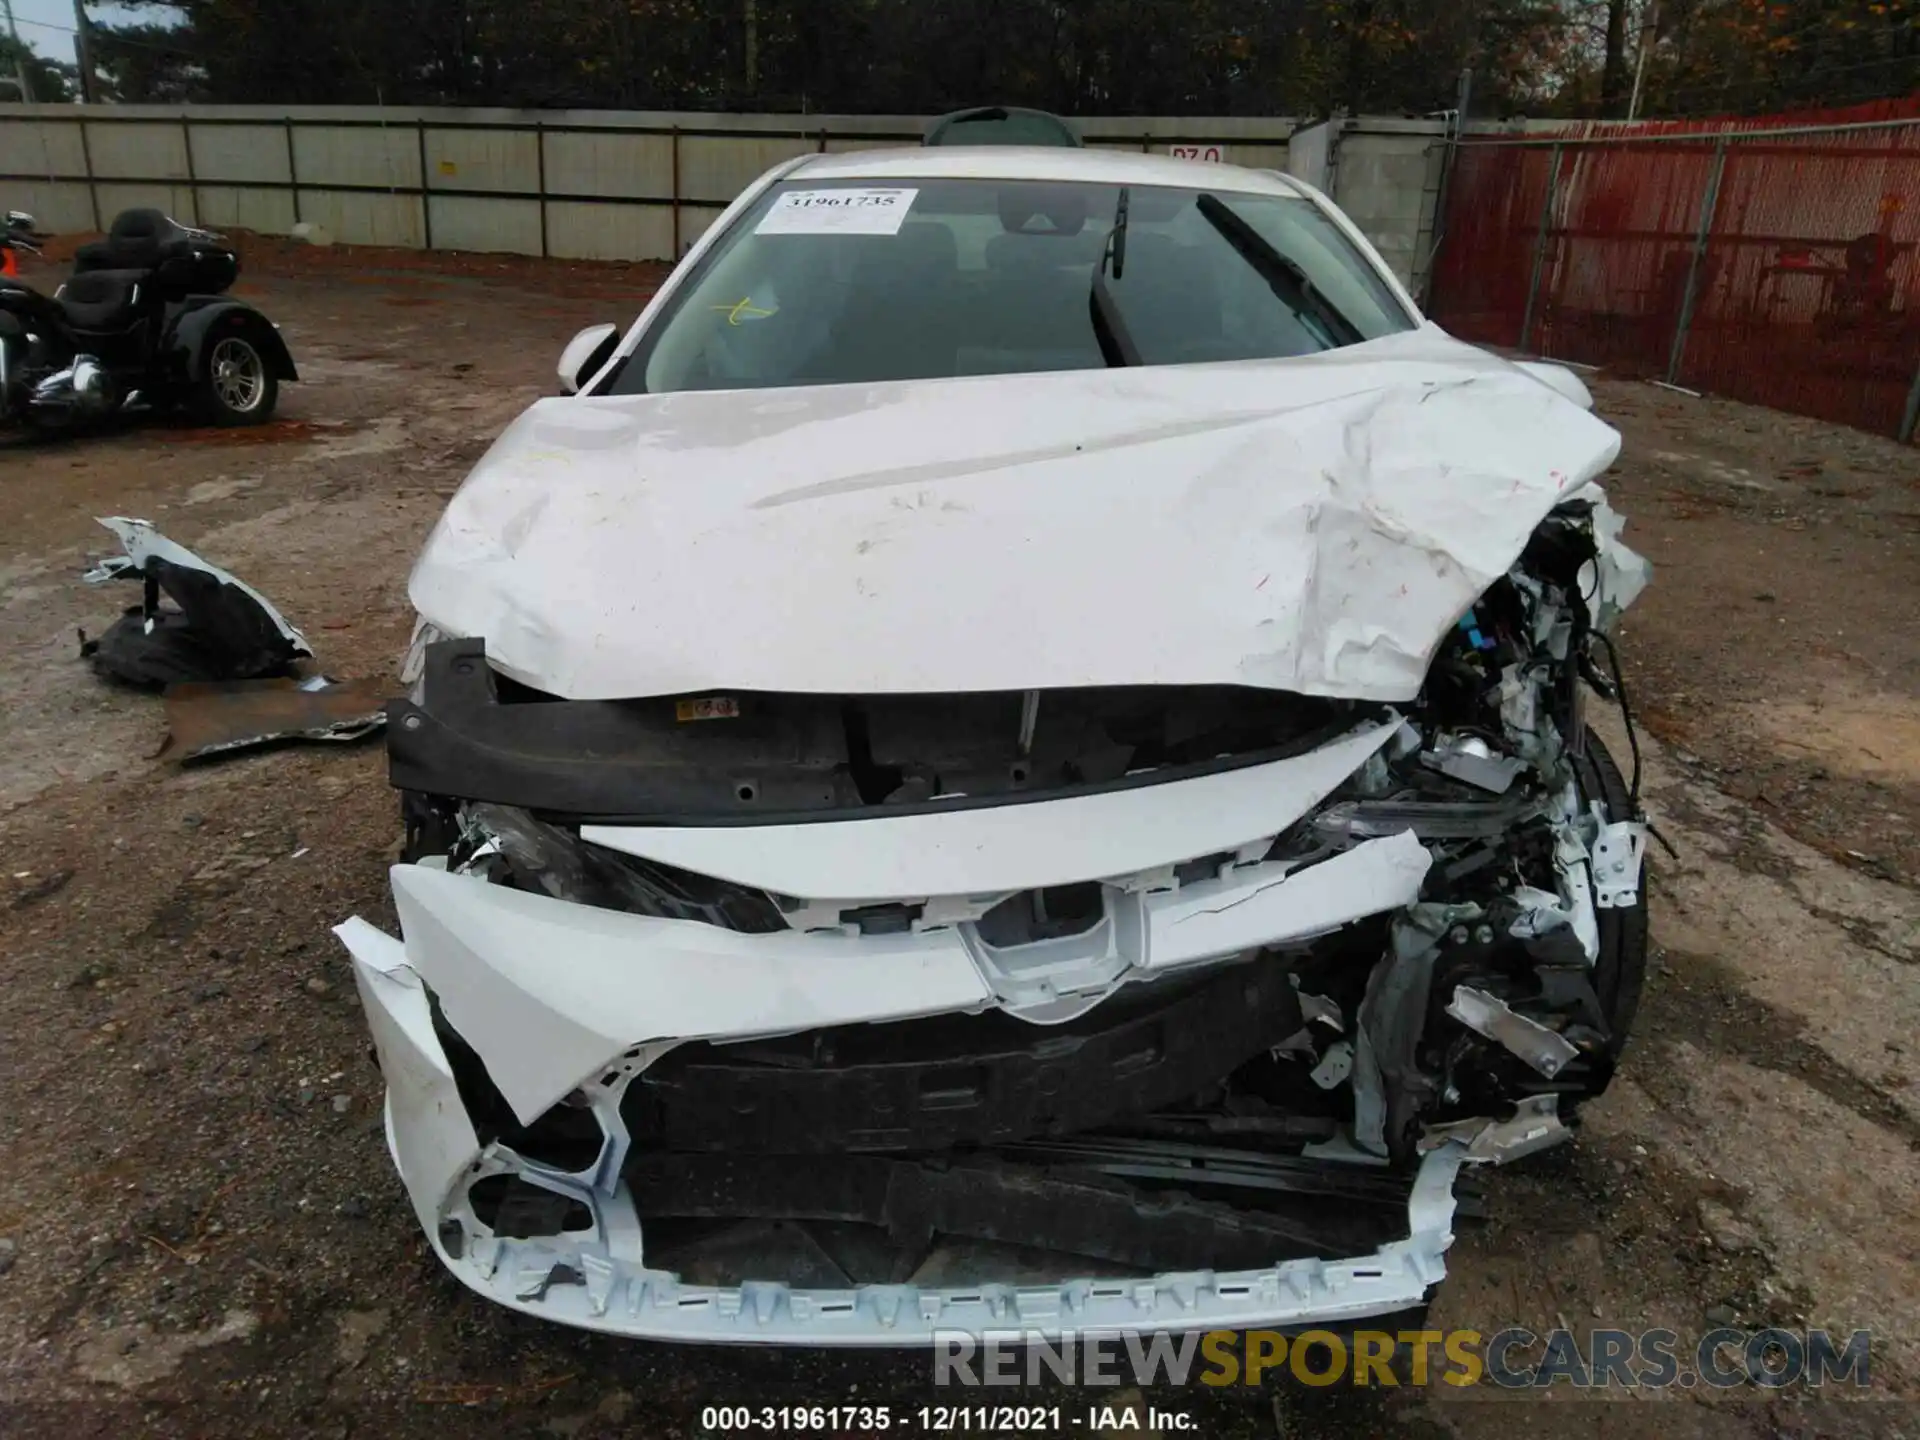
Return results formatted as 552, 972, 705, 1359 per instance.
1287, 116, 1449, 294
0, 104, 1442, 289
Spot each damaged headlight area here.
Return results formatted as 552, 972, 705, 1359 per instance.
448, 803, 789, 934
340, 498, 1650, 1343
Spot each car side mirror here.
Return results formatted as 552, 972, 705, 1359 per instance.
557, 323, 620, 395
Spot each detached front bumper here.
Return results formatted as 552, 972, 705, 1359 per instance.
341, 899, 1466, 1343
336, 784, 1463, 1343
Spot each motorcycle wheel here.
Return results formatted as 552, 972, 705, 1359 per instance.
196, 332, 278, 427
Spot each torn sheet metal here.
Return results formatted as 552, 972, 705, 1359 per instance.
1508, 810, 1603, 965
408, 326, 1625, 702
1419, 1095, 1570, 1165
1310, 1041, 1354, 1089
1420, 733, 1527, 794
1590, 819, 1649, 908
1444, 985, 1581, 1078
1296, 988, 1343, 1032
1580, 497, 1652, 632
1352, 905, 1473, 1158
158, 676, 388, 762
81, 516, 312, 686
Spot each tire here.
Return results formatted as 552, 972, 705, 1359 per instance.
1569, 730, 1650, 1064
197, 330, 278, 426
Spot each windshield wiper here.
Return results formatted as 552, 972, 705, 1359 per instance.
1194, 193, 1364, 349
1088, 186, 1140, 367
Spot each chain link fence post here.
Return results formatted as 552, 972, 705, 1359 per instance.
1666, 135, 1729, 386
1517, 142, 1563, 353
417, 119, 434, 250
180, 113, 198, 226
535, 119, 548, 258
670, 124, 681, 258
284, 116, 301, 225
76, 111, 100, 232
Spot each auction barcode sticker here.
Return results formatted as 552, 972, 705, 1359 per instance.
755, 188, 919, 236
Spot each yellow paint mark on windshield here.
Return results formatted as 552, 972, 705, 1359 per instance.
712, 297, 779, 326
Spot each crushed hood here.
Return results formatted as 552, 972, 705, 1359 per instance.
410, 326, 1627, 702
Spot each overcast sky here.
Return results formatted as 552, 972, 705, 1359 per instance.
9, 1, 174, 59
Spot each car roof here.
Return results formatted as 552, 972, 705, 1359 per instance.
787, 145, 1309, 198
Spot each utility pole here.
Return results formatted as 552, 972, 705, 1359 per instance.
73, 0, 97, 104
1627, 0, 1661, 122
1, 0, 36, 103
744, 0, 758, 98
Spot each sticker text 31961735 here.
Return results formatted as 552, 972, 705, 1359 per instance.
755, 188, 920, 237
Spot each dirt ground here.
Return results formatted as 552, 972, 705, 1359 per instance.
1, 242, 1917, 1440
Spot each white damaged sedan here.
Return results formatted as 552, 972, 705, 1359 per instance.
337, 146, 1651, 1343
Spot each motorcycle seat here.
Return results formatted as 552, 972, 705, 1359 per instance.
55, 269, 148, 331
73, 209, 199, 273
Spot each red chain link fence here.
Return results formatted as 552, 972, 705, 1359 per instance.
1427, 98, 1920, 441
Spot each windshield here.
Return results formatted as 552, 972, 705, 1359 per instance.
612, 178, 1413, 395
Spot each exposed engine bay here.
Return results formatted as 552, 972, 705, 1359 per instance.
337, 496, 1651, 1342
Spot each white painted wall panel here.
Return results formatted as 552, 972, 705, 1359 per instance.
85, 122, 190, 180
1334, 132, 1445, 287
193, 183, 298, 235
293, 125, 422, 190
428, 195, 543, 255
94, 182, 198, 224
425, 128, 540, 195
189, 123, 291, 184
545, 200, 675, 263
296, 189, 426, 248
821, 137, 918, 156
4, 119, 89, 177
5, 179, 95, 233
679, 134, 814, 205
541, 131, 674, 200
679, 203, 727, 250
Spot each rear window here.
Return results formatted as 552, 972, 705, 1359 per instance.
611, 177, 1413, 395
925, 109, 1081, 147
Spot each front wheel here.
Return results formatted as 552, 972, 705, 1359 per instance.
197, 331, 278, 426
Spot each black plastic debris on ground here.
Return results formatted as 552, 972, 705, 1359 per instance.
78, 515, 313, 687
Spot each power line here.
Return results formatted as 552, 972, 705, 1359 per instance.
13, 11, 203, 60
1653, 49, 1920, 108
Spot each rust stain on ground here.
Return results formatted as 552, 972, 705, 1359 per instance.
162, 418, 334, 446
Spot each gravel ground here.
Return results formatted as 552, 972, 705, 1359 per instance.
1, 244, 1916, 1439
